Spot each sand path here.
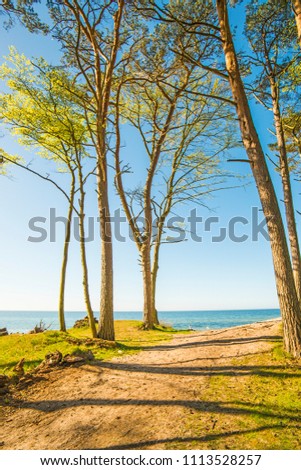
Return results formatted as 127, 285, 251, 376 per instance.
0, 319, 281, 450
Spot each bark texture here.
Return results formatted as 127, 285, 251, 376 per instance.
141, 243, 157, 328
270, 80, 301, 301
94, 0, 124, 341
58, 173, 75, 332
151, 238, 160, 326
151, 217, 168, 326
97, 175, 114, 341
77, 165, 97, 338
216, 0, 301, 357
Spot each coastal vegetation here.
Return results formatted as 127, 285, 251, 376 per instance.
1, 0, 301, 355
1, 0, 301, 451
0, 320, 186, 377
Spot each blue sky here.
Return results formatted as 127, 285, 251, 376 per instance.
0, 3, 297, 313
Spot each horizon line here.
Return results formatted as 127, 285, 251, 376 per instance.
0, 307, 280, 313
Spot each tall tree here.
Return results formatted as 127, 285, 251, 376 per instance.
245, 1, 301, 302
118, 0, 301, 356
114, 25, 236, 328
215, 0, 301, 357
46, 0, 130, 340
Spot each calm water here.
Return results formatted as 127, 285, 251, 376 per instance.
0, 309, 280, 334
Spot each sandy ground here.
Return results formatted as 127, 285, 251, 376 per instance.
0, 319, 281, 450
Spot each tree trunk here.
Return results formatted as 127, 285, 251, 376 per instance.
97, 170, 115, 341
141, 242, 157, 328
77, 166, 97, 338
292, 0, 301, 47
270, 80, 301, 301
141, 174, 158, 329
151, 268, 159, 326
58, 173, 75, 332
151, 223, 164, 326
216, 0, 301, 357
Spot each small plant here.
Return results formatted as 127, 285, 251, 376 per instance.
29, 320, 52, 334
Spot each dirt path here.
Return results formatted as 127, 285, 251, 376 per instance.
0, 319, 281, 450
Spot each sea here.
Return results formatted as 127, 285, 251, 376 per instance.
0, 309, 281, 334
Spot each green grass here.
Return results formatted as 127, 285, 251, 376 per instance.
0, 320, 189, 376
167, 337, 301, 450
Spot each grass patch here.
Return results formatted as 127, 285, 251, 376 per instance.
167, 334, 301, 450
0, 320, 189, 376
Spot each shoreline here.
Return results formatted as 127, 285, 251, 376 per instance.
0, 311, 282, 335
191, 316, 282, 335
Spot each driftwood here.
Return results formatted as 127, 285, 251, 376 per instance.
35, 350, 95, 372
0, 349, 96, 398
0, 328, 8, 337
29, 320, 51, 334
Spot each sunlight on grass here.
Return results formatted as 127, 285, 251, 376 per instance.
167, 334, 301, 450
0, 320, 190, 376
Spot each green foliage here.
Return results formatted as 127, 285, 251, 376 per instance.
0, 320, 190, 376
245, 0, 301, 172
0, 48, 92, 171
245, 0, 297, 102
0, 0, 48, 33
280, 62, 301, 166
118, 12, 239, 212
0, 148, 20, 175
